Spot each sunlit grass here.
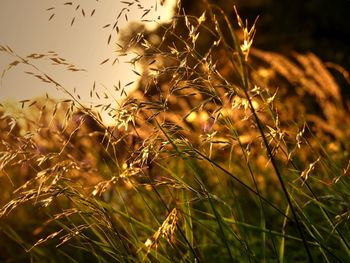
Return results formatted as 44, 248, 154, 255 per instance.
1, 2, 350, 262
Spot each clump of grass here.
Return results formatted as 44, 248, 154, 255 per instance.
1, 1, 350, 262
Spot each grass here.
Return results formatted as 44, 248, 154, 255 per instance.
1, 1, 350, 262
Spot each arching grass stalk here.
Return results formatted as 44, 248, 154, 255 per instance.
154, 111, 295, 222
206, 3, 314, 261
155, 117, 266, 260
253, 69, 350, 256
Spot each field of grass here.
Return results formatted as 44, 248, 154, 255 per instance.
1, 2, 350, 262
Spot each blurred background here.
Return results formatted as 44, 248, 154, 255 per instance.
0, 0, 174, 103
1, 0, 349, 106
182, 0, 350, 96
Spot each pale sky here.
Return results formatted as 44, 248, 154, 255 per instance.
0, 0, 174, 108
